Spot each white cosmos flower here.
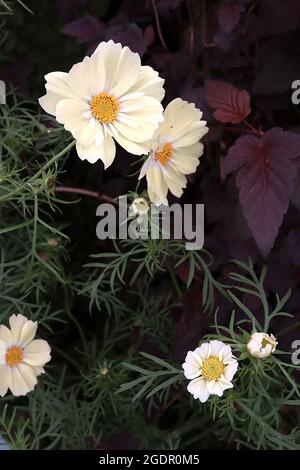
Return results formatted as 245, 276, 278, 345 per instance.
0, 314, 51, 397
247, 332, 277, 359
39, 40, 165, 168
182, 340, 238, 403
139, 98, 208, 205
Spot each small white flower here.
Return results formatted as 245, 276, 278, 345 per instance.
39, 40, 165, 168
139, 98, 208, 205
129, 197, 150, 217
182, 340, 238, 403
0, 314, 51, 397
247, 332, 277, 359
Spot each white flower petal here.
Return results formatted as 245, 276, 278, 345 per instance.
127, 65, 165, 102
224, 361, 238, 381
187, 377, 210, 403
114, 132, 147, 155
7, 364, 38, 397
38, 71, 76, 116
207, 380, 225, 397
146, 165, 168, 206
110, 46, 141, 98
0, 325, 12, 348
0, 365, 8, 397
197, 342, 211, 360
23, 340, 51, 367
9, 314, 37, 347
0, 340, 6, 365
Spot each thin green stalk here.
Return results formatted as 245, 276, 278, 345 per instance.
165, 259, 182, 298
0, 140, 75, 203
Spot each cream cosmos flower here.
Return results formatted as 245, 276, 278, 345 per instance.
139, 98, 208, 205
0, 314, 51, 397
39, 40, 165, 167
182, 340, 238, 403
247, 332, 277, 359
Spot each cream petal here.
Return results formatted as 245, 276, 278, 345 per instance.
7, 364, 37, 397
0, 365, 8, 397
76, 142, 103, 164
127, 65, 165, 101
163, 167, 187, 198
101, 134, 116, 169
224, 362, 238, 381
114, 96, 163, 142
39, 94, 60, 117
139, 156, 155, 180
218, 377, 234, 391
34, 366, 45, 376
9, 314, 27, 342
146, 165, 168, 205
93, 40, 123, 92
114, 132, 147, 155
0, 340, 6, 365
219, 345, 234, 363
210, 340, 227, 356
172, 143, 203, 175
9, 314, 37, 347
110, 46, 141, 98
187, 377, 210, 402
197, 343, 211, 360
67, 56, 95, 100
74, 121, 97, 146
157, 98, 208, 147
182, 362, 201, 380
23, 340, 51, 367
39, 71, 76, 116
207, 380, 225, 397
0, 325, 12, 348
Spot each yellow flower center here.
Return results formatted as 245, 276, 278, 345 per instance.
90, 92, 120, 124
6, 346, 24, 368
202, 356, 225, 381
155, 142, 173, 165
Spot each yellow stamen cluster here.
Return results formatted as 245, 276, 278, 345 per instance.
202, 356, 225, 381
90, 92, 120, 124
6, 346, 24, 368
155, 142, 173, 165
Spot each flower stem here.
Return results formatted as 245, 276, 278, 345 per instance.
151, 0, 168, 51
32, 140, 76, 181
56, 186, 117, 204
0, 140, 75, 203
166, 259, 182, 298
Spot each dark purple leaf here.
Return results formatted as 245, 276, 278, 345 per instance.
63, 15, 102, 43
225, 128, 300, 257
111, 23, 148, 57
204, 80, 251, 124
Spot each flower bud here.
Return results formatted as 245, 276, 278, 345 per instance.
129, 197, 150, 217
247, 332, 277, 359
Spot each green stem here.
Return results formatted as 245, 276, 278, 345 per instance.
31, 140, 75, 181
0, 140, 75, 203
166, 259, 182, 298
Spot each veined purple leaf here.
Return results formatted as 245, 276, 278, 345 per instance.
225, 128, 300, 257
